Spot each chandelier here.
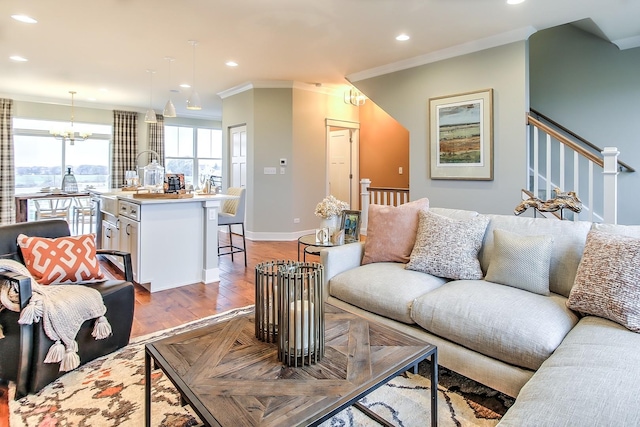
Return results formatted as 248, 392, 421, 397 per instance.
50, 91, 92, 145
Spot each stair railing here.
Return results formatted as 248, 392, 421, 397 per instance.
360, 178, 410, 235
527, 112, 622, 224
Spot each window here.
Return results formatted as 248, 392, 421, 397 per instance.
165, 125, 222, 188
13, 118, 111, 194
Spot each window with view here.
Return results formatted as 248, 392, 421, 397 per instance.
164, 126, 222, 189
13, 118, 112, 194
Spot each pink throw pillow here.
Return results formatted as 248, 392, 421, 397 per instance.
362, 198, 430, 265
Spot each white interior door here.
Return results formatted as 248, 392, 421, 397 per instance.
329, 129, 352, 206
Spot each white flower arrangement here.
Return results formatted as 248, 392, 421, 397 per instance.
314, 195, 349, 219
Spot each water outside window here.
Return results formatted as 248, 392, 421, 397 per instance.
13, 118, 112, 194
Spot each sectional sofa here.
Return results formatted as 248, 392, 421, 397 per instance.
320, 204, 640, 426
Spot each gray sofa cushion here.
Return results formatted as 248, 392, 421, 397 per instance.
498, 316, 640, 427
484, 229, 554, 296
329, 262, 447, 324
480, 214, 591, 298
411, 280, 578, 370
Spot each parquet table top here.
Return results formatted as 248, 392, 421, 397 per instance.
145, 304, 437, 426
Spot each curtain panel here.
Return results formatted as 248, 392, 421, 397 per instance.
0, 99, 15, 225
112, 110, 138, 189
148, 114, 165, 166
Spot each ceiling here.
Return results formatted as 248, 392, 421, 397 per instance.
1, 0, 639, 121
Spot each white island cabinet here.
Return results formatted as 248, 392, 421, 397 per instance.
95, 190, 230, 293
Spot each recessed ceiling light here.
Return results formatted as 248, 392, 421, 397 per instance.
9, 55, 28, 62
11, 14, 37, 24
396, 34, 410, 41
507, 0, 525, 4
226, 61, 238, 67
180, 83, 191, 88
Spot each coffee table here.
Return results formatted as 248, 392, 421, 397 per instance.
145, 304, 438, 426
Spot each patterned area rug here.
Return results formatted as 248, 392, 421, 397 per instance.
9, 306, 514, 426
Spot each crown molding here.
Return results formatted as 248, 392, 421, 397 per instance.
347, 26, 537, 83
218, 80, 348, 99
612, 35, 640, 50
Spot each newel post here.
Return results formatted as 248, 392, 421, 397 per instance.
602, 147, 619, 224
360, 178, 371, 236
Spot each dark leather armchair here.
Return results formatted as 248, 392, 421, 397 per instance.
0, 220, 135, 398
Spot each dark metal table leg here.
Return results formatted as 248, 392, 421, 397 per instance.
145, 349, 151, 427
431, 351, 438, 427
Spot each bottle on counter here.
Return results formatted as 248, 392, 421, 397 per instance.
143, 160, 165, 193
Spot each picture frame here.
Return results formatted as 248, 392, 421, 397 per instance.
164, 174, 185, 193
340, 210, 361, 243
429, 89, 493, 180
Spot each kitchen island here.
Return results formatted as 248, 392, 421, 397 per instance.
93, 190, 234, 293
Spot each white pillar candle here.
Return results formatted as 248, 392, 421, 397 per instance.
289, 300, 314, 352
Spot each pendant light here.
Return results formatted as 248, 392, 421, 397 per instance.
186, 40, 202, 110
144, 69, 157, 123
163, 57, 177, 117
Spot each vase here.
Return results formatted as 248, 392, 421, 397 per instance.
320, 215, 339, 236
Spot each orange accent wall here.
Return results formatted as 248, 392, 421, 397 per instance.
359, 100, 409, 188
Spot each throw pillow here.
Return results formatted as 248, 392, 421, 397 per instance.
362, 198, 430, 265
484, 229, 554, 296
567, 230, 640, 333
17, 234, 105, 285
406, 210, 490, 280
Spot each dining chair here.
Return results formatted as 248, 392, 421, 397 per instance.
33, 198, 72, 222
72, 197, 95, 234
217, 187, 247, 266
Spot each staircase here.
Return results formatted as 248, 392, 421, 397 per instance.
526, 110, 633, 224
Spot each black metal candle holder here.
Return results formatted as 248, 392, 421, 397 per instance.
277, 262, 324, 367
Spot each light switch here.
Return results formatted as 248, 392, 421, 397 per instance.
280, 167, 285, 174
264, 167, 276, 175
399, 167, 403, 174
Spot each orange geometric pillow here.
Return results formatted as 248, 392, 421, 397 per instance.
17, 234, 105, 285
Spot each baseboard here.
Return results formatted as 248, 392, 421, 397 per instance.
246, 229, 315, 241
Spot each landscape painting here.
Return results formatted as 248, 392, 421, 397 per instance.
429, 89, 494, 180
437, 101, 482, 165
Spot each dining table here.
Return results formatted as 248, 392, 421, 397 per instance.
14, 191, 91, 223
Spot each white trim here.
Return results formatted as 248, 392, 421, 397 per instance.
218, 80, 347, 99
612, 35, 640, 50
202, 267, 221, 284
347, 26, 537, 82
246, 230, 315, 241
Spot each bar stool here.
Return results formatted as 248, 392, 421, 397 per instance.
218, 187, 247, 266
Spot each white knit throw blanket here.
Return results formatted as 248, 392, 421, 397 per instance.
0, 259, 112, 372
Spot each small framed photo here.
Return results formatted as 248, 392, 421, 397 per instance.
340, 210, 361, 243
164, 174, 185, 193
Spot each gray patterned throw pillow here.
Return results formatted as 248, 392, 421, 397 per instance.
406, 210, 490, 280
567, 229, 640, 333
484, 229, 554, 296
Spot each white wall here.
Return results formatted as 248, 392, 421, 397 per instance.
354, 41, 529, 215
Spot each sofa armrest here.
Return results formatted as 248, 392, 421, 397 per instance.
0, 271, 34, 398
97, 249, 134, 282
320, 242, 364, 301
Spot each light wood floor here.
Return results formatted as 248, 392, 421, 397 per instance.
0, 235, 305, 426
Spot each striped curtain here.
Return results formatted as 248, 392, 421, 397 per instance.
112, 110, 138, 188
0, 99, 15, 225
148, 114, 165, 166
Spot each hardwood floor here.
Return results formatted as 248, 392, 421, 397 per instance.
0, 235, 304, 427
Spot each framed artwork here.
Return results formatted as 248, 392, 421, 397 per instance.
340, 210, 361, 243
429, 89, 493, 180
164, 174, 185, 193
